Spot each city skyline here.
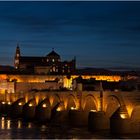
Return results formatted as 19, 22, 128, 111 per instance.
0, 1, 140, 68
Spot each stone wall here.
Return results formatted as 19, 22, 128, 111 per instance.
15, 82, 62, 93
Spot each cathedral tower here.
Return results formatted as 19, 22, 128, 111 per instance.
14, 44, 20, 69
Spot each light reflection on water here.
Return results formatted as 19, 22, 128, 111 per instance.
7, 120, 11, 129
17, 120, 21, 129
1, 117, 5, 129
0, 117, 140, 139
27, 122, 32, 128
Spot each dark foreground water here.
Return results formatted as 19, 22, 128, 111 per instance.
0, 117, 140, 139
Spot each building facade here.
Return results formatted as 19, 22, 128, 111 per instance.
14, 44, 76, 75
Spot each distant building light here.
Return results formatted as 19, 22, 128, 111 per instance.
2, 117, 4, 121
114, 89, 119, 92
53, 66, 56, 72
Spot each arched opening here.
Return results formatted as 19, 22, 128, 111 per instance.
22, 98, 36, 120
51, 94, 61, 108
13, 98, 25, 106
26, 98, 36, 106
131, 106, 140, 120
106, 95, 121, 117
83, 95, 97, 112
35, 97, 51, 122
67, 94, 77, 110
11, 98, 25, 118
38, 98, 50, 108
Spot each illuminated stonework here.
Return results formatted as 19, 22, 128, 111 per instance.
0, 73, 137, 92
63, 75, 121, 88
126, 105, 133, 117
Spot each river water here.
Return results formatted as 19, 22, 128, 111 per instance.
0, 117, 140, 139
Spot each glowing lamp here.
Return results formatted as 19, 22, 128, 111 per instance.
1, 102, 5, 105
120, 114, 127, 119
18, 102, 22, 106
28, 103, 33, 107
7, 102, 11, 105
71, 107, 77, 110
42, 104, 47, 108
56, 107, 61, 112
90, 110, 97, 112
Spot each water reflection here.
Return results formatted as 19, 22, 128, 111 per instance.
27, 122, 32, 128
1, 117, 11, 130
7, 120, 11, 129
41, 125, 47, 132
0, 117, 139, 139
1, 117, 5, 129
17, 120, 21, 129
0, 117, 35, 130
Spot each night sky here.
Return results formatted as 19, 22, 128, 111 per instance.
0, 1, 140, 68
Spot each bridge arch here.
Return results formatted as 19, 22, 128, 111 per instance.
13, 98, 25, 106
11, 98, 25, 118
131, 105, 140, 120
66, 94, 77, 110
50, 93, 61, 108
83, 94, 98, 111
26, 98, 36, 106
38, 98, 50, 107
105, 95, 122, 117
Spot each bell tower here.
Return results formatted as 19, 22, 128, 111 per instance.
14, 44, 20, 69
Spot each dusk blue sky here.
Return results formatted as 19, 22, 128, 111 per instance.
0, 1, 140, 68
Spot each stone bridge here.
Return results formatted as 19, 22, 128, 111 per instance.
1, 90, 140, 118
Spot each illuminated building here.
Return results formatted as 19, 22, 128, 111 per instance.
14, 44, 76, 75
0, 44, 138, 93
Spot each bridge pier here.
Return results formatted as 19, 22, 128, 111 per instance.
52, 110, 69, 124
10, 98, 25, 118
110, 107, 132, 134
35, 101, 51, 123
0, 101, 12, 116
50, 101, 69, 124
22, 99, 36, 121
88, 111, 110, 131
69, 109, 89, 126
